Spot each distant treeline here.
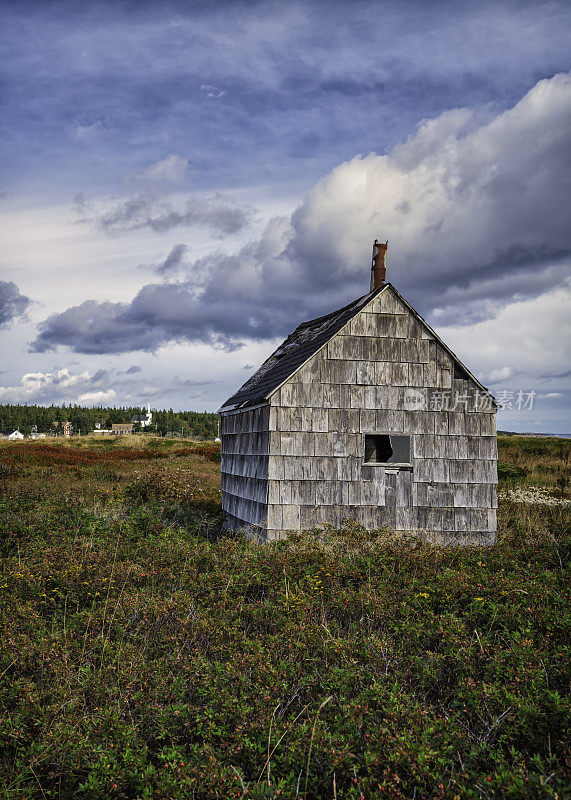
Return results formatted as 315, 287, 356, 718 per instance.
0, 403, 219, 440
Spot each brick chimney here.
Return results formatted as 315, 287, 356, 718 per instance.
370, 239, 388, 291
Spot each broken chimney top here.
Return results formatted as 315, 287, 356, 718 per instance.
370, 239, 388, 292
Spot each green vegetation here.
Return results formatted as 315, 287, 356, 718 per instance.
0, 403, 218, 439
0, 437, 569, 799
497, 434, 570, 492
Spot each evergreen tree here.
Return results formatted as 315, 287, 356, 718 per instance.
0, 403, 218, 439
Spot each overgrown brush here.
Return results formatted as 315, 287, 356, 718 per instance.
174, 444, 222, 463
0, 438, 569, 799
497, 436, 570, 494
0, 442, 169, 467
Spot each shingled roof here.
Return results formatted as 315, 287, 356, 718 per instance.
218, 283, 495, 413
218, 287, 383, 412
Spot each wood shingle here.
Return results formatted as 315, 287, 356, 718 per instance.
219, 281, 498, 545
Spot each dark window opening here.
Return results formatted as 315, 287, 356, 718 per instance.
364, 434, 410, 465
365, 434, 392, 463
453, 362, 470, 381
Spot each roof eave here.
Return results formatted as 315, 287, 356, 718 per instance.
387, 283, 498, 409
262, 284, 391, 405
218, 398, 269, 415
218, 285, 388, 412
218, 281, 497, 413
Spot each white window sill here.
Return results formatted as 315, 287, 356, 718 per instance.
363, 462, 413, 469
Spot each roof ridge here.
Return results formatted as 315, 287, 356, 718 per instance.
218, 288, 383, 412
296, 292, 369, 329
218, 282, 496, 414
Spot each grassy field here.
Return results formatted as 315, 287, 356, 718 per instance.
0, 435, 569, 799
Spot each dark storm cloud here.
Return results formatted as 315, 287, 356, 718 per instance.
30, 278, 292, 354
89, 369, 109, 384
155, 244, 189, 276
31, 300, 152, 354
2, 0, 570, 199
182, 378, 216, 386
539, 369, 571, 380
0, 281, 31, 327
77, 194, 255, 236
29, 73, 571, 355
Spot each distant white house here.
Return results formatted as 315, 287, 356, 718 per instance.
131, 403, 153, 428
2, 429, 24, 440
93, 422, 113, 433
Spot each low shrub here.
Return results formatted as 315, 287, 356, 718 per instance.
174, 444, 221, 463
0, 436, 568, 798
1, 442, 169, 467
497, 462, 527, 481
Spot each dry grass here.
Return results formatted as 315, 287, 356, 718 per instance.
497, 434, 570, 494
0, 436, 569, 799
0, 438, 221, 503
12, 433, 211, 450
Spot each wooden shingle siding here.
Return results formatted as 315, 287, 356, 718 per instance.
222, 432, 269, 455
464, 414, 481, 436
480, 415, 496, 436
409, 363, 424, 387
413, 482, 455, 507
220, 404, 270, 533
375, 362, 393, 385
221, 473, 267, 504
222, 453, 268, 479
424, 360, 438, 387
220, 283, 497, 545
368, 290, 409, 315
414, 459, 450, 483
438, 367, 452, 389
403, 411, 436, 434
479, 437, 497, 459
448, 459, 496, 484
392, 362, 409, 386
223, 493, 268, 527
326, 360, 358, 384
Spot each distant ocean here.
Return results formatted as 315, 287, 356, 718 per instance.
498, 431, 571, 439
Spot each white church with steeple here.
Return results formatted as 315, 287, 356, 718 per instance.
131, 403, 153, 428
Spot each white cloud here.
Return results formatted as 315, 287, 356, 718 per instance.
77, 389, 116, 404
0, 367, 112, 405
539, 392, 564, 399
478, 366, 520, 384
33, 73, 571, 364
72, 120, 105, 140
437, 284, 571, 390
139, 155, 189, 184
74, 191, 255, 236
200, 84, 226, 98
276, 72, 571, 322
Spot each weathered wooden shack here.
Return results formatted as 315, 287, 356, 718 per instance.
218, 243, 498, 545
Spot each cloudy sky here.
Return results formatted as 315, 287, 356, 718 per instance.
1, 0, 570, 432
